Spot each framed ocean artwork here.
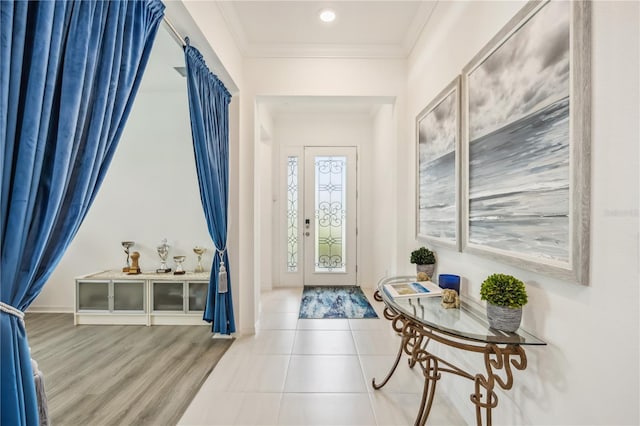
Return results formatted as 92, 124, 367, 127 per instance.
416, 76, 460, 249
461, 0, 591, 284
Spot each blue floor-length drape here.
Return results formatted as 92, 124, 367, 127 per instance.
0, 1, 164, 424
184, 41, 235, 335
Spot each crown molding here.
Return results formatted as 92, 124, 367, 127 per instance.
216, 1, 437, 59
244, 43, 408, 59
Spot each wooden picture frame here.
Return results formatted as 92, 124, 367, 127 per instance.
416, 76, 461, 249
461, 0, 591, 284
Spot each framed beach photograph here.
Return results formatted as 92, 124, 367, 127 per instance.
416, 76, 460, 248
461, 0, 591, 284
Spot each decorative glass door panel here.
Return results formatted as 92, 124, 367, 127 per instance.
304, 147, 357, 286
287, 156, 299, 272
314, 156, 346, 272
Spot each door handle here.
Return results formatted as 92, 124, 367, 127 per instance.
305, 232, 310, 237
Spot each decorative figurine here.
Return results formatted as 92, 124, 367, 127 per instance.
193, 246, 206, 273
121, 241, 135, 272
173, 255, 186, 275
127, 251, 141, 275
156, 238, 171, 273
417, 271, 430, 282
441, 289, 460, 309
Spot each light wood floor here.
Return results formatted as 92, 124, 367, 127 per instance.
25, 313, 233, 426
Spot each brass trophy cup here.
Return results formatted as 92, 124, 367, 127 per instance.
156, 239, 171, 273
173, 255, 186, 275
193, 246, 206, 273
121, 241, 135, 272
127, 251, 141, 275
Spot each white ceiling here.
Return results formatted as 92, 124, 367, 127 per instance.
259, 95, 395, 116
141, 2, 439, 115
216, 1, 437, 58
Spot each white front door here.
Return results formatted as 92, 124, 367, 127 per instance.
279, 146, 357, 287
303, 147, 357, 286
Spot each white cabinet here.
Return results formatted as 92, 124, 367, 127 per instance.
188, 281, 208, 312
77, 280, 110, 311
150, 280, 211, 325
113, 281, 145, 312
75, 271, 210, 326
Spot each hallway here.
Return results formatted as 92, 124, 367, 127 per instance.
179, 287, 466, 425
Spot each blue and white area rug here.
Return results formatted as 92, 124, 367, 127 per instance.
299, 286, 378, 319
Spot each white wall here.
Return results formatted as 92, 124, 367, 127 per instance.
371, 104, 398, 283
30, 6, 247, 330
239, 57, 407, 330
270, 109, 377, 288
405, 1, 639, 424
257, 104, 275, 291
31, 88, 214, 311
169, 1, 243, 93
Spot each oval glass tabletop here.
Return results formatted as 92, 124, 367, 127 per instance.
378, 276, 545, 346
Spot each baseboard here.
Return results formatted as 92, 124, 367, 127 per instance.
271, 283, 302, 288
26, 306, 74, 314
239, 325, 256, 336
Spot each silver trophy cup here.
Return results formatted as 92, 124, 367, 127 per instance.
156, 239, 171, 273
173, 255, 186, 275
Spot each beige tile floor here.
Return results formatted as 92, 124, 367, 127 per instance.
178, 287, 466, 426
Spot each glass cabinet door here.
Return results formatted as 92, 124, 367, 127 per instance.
113, 281, 144, 311
152, 282, 184, 312
78, 281, 109, 311
188, 282, 208, 312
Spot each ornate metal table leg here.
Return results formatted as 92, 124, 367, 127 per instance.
372, 333, 407, 389
470, 344, 527, 426
372, 294, 411, 390
472, 374, 497, 426
415, 353, 441, 426
408, 335, 428, 369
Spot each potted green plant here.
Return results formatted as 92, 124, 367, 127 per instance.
480, 273, 528, 332
410, 246, 436, 278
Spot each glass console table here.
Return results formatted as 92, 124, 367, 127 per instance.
373, 276, 546, 426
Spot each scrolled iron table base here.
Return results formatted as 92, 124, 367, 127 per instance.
372, 290, 528, 426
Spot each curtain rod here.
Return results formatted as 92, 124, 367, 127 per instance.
163, 16, 186, 47
162, 14, 224, 83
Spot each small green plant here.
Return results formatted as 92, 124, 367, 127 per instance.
410, 247, 436, 265
480, 273, 528, 308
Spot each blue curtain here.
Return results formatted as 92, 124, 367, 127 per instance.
0, 1, 164, 424
184, 42, 235, 335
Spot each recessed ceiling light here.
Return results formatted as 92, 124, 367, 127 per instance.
319, 9, 336, 23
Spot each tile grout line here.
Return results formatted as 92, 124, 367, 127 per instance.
351, 314, 383, 426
